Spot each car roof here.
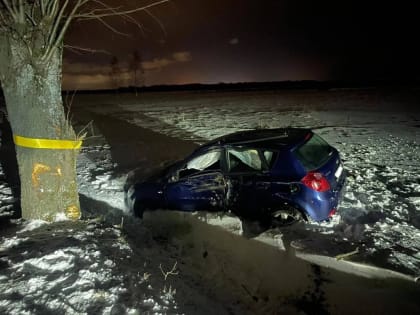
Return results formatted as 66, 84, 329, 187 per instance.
202, 128, 312, 150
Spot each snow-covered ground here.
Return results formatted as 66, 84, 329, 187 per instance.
83, 89, 420, 276
1, 88, 420, 314
1, 131, 239, 314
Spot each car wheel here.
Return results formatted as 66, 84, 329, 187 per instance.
270, 206, 304, 227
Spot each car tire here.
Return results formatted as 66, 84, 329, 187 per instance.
270, 206, 304, 227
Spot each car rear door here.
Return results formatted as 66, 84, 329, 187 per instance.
224, 146, 268, 219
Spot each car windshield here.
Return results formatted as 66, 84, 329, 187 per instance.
294, 134, 332, 170
168, 150, 222, 182
187, 151, 221, 171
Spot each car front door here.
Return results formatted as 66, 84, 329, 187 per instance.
164, 149, 226, 212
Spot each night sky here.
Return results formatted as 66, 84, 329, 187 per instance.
63, 0, 420, 90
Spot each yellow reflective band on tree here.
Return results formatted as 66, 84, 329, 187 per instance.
13, 135, 82, 150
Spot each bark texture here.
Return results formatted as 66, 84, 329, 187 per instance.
0, 34, 80, 221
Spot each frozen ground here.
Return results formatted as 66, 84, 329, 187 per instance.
1, 88, 420, 314
1, 127, 242, 314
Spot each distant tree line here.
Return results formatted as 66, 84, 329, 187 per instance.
64, 79, 420, 94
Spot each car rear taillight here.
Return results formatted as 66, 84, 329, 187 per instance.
301, 172, 330, 192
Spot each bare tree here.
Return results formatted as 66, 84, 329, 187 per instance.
130, 50, 144, 95
0, 0, 169, 221
110, 55, 121, 90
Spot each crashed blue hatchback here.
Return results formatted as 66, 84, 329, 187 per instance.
125, 128, 345, 225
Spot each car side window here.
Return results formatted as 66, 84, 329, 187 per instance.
227, 148, 262, 172
170, 150, 222, 182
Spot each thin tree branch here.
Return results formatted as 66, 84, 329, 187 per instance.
95, 15, 130, 36
10, 0, 17, 14
93, 0, 141, 28
75, 0, 141, 33
144, 8, 166, 36
30, 0, 36, 21
43, 0, 86, 62
74, 0, 170, 36
73, 0, 170, 19
64, 44, 111, 55
46, 0, 59, 19
78, 0, 122, 15
11, 0, 20, 19
47, 0, 69, 48
39, 0, 46, 16
18, 0, 24, 23
25, 12, 36, 26
12, 0, 170, 64
1, 0, 18, 20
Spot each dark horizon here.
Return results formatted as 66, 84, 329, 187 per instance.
60, 78, 420, 94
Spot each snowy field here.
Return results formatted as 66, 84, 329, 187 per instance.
83, 88, 420, 276
1, 88, 420, 314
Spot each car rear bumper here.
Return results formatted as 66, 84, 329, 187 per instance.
298, 174, 346, 222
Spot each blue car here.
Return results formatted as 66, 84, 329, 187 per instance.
125, 128, 345, 225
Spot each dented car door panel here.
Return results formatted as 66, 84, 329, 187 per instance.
165, 171, 226, 212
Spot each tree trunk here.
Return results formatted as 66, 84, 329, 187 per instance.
0, 36, 80, 221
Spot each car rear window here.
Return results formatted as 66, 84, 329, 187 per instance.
294, 134, 332, 170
